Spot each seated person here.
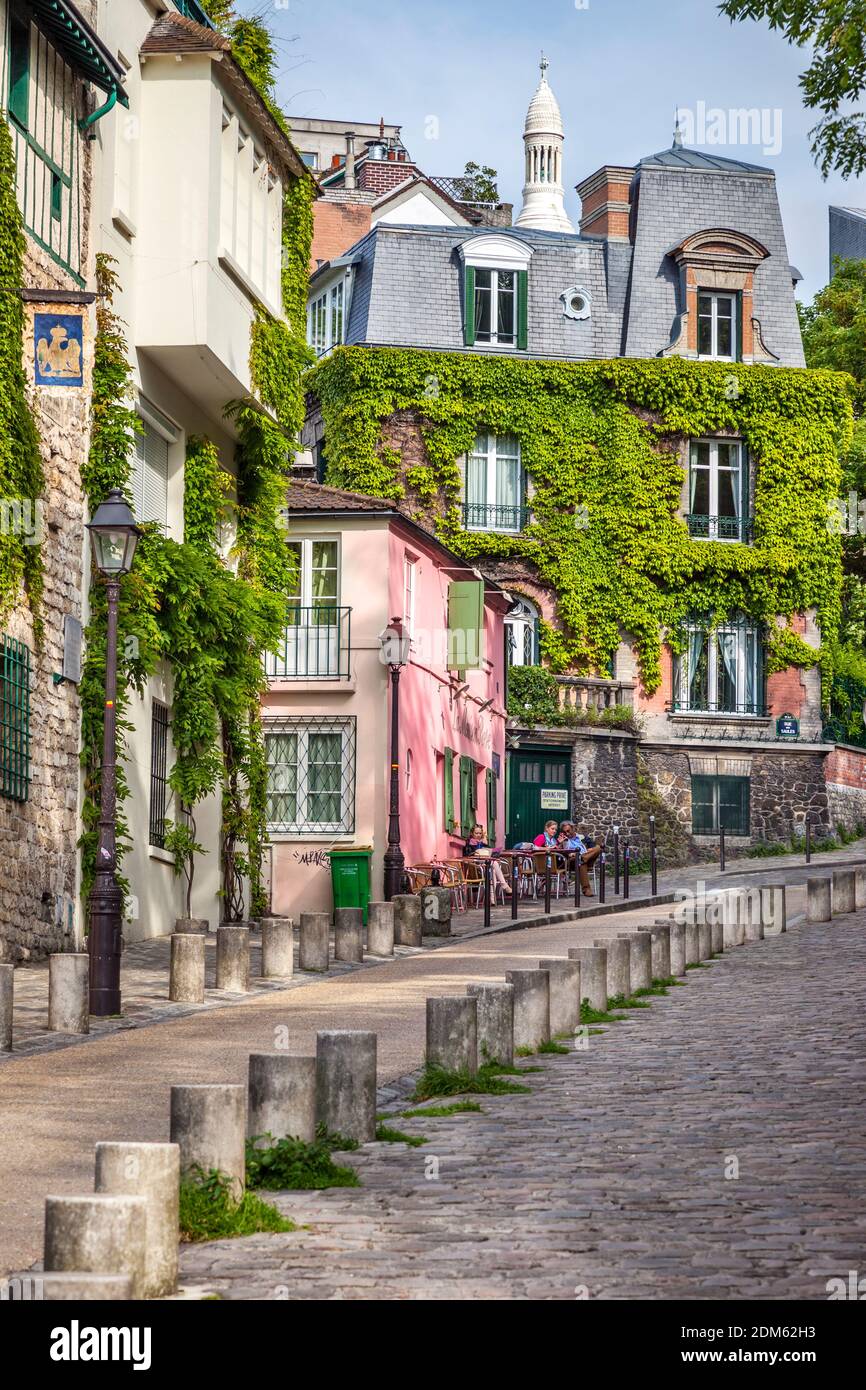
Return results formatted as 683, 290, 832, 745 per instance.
533, 820, 560, 848
558, 820, 601, 895
464, 822, 511, 897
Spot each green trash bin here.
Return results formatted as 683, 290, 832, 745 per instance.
329, 848, 373, 923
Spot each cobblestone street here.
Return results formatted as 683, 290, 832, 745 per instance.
179, 912, 866, 1300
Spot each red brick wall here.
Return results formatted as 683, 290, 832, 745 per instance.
358, 159, 418, 196
311, 201, 372, 268
824, 745, 866, 790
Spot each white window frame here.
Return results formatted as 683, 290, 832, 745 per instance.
505, 597, 539, 667
307, 278, 346, 357
688, 438, 746, 542
697, 291, 737, 362
675, 617, 762, 716
403, 555, 417, 640
131, 397, 179, 528
474, 267, 516, 346
265, 717, 356, 835
287, 536, 340, 609
464, 433, 524, 534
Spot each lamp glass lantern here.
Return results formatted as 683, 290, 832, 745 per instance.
87, 488, 141, 576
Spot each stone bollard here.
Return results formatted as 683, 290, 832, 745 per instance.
169, 933, 205, 1004
0, 963, 12, 1052
620, 932, 652, 992
393, 894, 423, 947
855, 866, 866, 910
48, 954, 89, 1033
640, 922, 671, 980
538, 959, 581, 1037
721, 890, 740, 950
261, 917, 294, 978
419, 885, 452, 937
94, 1142, 180, 1299
742, 887, 764, 942
426, 996, 477, 1074
316, 1030, 377, 1144
807, 877, 832, 924
568, 946, 607, 1013
466, 982, 514, 1066
43, 1195, 146, 1298
706, 896, 725, 955
668, 920, 686, 977
248, 1053, 316, 1144
596, 937, 630, 1000
505, 969, 550, 1050
334, 907, 364, 963
215, 925, 250, 992
175, 918, 208, 934
3, 1271, 132, 1300
684, 921, 700, 966
761, 883, 787, 935
169, 1084, 246, 1202
697, 921, 713, 961
366, 901, 395, 957
298, 912, 330, 972
832, 869, 856, 915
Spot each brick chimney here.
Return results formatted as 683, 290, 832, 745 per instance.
575, 165, 634, 241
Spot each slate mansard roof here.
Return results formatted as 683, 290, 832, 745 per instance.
324, 146, 805, 368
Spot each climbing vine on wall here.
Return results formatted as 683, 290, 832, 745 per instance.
0, 114, 45, 633
308, 347, 852, 696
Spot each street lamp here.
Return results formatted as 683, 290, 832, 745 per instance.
85, 489, 141, 1016
379, 618, 409, 900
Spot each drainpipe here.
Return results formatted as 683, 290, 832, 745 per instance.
78, 87, 118, 137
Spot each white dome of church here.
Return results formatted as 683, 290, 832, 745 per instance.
524, 68, 564, 137
515, 55, 574, 234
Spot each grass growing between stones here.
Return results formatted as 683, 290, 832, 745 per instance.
400, 1101, 483, 1119
375, 1122, 427, 1147
245, 1135, 361, 1190
411, 1061, 534, 1101
686, 962, 711, 970
179, 1168, 295, 1243
316, 1124, 360, 1151
607, 993, 652, 1011
515, 1039, 570, 1055
580, 999, 627, 1024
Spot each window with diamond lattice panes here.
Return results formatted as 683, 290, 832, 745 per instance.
265, 718, 356, 834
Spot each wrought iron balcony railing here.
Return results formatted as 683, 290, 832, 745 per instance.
265, 606, 352, 681
686, 513, 753, 543
667, 698, 768, 718
462, 502, 529, 534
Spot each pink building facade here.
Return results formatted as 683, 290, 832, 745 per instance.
262, 483, 509, 918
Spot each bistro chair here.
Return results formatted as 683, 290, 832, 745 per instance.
531, 851, 568, 899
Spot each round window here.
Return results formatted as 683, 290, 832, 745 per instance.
561, 284, 592, 321
570, 293, 586, 315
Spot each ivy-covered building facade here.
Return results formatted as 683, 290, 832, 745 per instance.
298, 64, 860, 863
1, 2, 316, 961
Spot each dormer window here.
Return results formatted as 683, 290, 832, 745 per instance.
460, 234, 532, 351
698, 292, 737, 361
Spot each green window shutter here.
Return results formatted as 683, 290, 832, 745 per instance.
447, 580, 485, 670
486, 767, 496, 844
9, 14, 30, 129
464, 265, 476, 346
741, 447, 750, 539
517, 269, 528, 351
443, 747, 455, 832
0, 635, 31, 803
719, 776, 750, 836
459, 755, 474, 837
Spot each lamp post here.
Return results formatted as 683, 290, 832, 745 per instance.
85, 489, 140, 1017
380, 618, 409, 901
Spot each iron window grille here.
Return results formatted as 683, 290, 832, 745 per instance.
265, 716, 357, 835
0, 634, 30, 802
264, 605, 352, 680
149, 701, 170, 848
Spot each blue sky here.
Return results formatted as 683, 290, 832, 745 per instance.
264, 0, 866, 298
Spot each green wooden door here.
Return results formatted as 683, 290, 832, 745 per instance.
506, 748, 571, 847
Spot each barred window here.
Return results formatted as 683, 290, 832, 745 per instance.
149, 701, 170, 847
0, 635, 31, 803
265, 717, 356, 834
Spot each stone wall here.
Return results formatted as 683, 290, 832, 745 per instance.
824, 745, 866, 834
0, 235, 91, 961
568, 731, 641, 843
749, 750, 829, 842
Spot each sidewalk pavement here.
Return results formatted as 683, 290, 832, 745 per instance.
0, 885, 807, 1280
2, 843, 862, 1059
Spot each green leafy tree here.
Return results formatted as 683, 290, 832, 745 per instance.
719, 0, 866, 177
164, 814, 206, 919
458, 161, 499, 203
